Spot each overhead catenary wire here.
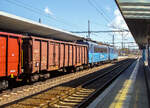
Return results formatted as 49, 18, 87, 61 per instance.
87, 0, 131, 47
88, 0, 111, 24
4, 0, 131, 46
92, 0, 113, 21
88, 0, 128, 32
4, 0, 87, 31
4, 0, 126, 33
4, 0, 66, 28
70, 30, 129, 33
6, 0, 118, 38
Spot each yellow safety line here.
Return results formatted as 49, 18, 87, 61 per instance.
109, 79, 132, 108
109, 59, 139, 108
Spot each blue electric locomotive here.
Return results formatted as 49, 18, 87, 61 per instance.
77, 40, 118, 64
88, 41, 109, 64
109, 46, 118, 60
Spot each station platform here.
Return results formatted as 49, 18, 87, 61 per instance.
87, 58, 150, 108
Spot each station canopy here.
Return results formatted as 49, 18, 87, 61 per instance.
116, 0, 150, 49
0, 11, 84, 42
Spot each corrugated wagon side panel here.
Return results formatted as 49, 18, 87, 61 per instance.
0, 36, 6, 77
41, 41, 48, 70
80, 46, 82, 64
65, 44, 69, 67
48, 42, 54, 70
54, 43, 59, 67
82, 47, 85, 64
0, 33, 22, 77
60, 44, 64, 68
7, 38, 20, 76
73, 45, 76, 65
32, 40, 40, 73
77, 46, 80, 64
69, 45, 73, 66
85, 47, 88, 64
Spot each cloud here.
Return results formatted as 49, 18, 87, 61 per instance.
107, 9, 137, 48
109, 9, 133, 38
105, 6, 111, 12
111, 9, 127, 30
44, 7, 53, 16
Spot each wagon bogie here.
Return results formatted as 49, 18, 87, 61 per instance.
0, 79, 9, 90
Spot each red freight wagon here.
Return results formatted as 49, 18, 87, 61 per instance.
23, 36, 88, 82
0, 32, 22, 89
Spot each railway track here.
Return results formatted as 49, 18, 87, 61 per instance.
0, 58, 134, 108
45, 59, 133, 108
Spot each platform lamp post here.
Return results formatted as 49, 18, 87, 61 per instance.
87, 20, 91, 39
121, 31, 129, 56
120, 32, 124, 56
107, 32, 115, 48
112, 34, 115, 47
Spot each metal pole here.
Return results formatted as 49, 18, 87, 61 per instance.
121, 33, 123, 56
88, 20, 90, 38
112, 34, 114, 47
122, 33, 123, 49
128, 45, 129, 55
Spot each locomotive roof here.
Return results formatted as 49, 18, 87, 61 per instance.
0, 11, 84, 42
87, 41, 108, 48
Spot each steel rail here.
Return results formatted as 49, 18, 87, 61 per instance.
76, 60, 134, 108
38, 59, 134, 108
2, 59, 132, 108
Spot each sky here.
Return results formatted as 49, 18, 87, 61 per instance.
0, 0, 138, 49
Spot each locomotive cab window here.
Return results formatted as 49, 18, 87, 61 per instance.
94, 46, 107, 53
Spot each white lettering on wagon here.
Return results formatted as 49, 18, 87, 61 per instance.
10, 70, 15, 73
12, 53, 15, 56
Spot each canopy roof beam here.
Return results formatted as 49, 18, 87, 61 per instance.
119, 2, 150, 6
121, 8, 150, 12
123, 12, 150, 16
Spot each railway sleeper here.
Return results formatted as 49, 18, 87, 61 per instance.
49, 89, 77, 105
51, 88, 84, 103
61, 98, 83, 104
59, 100, 81, 105
66, 96, 85, 100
